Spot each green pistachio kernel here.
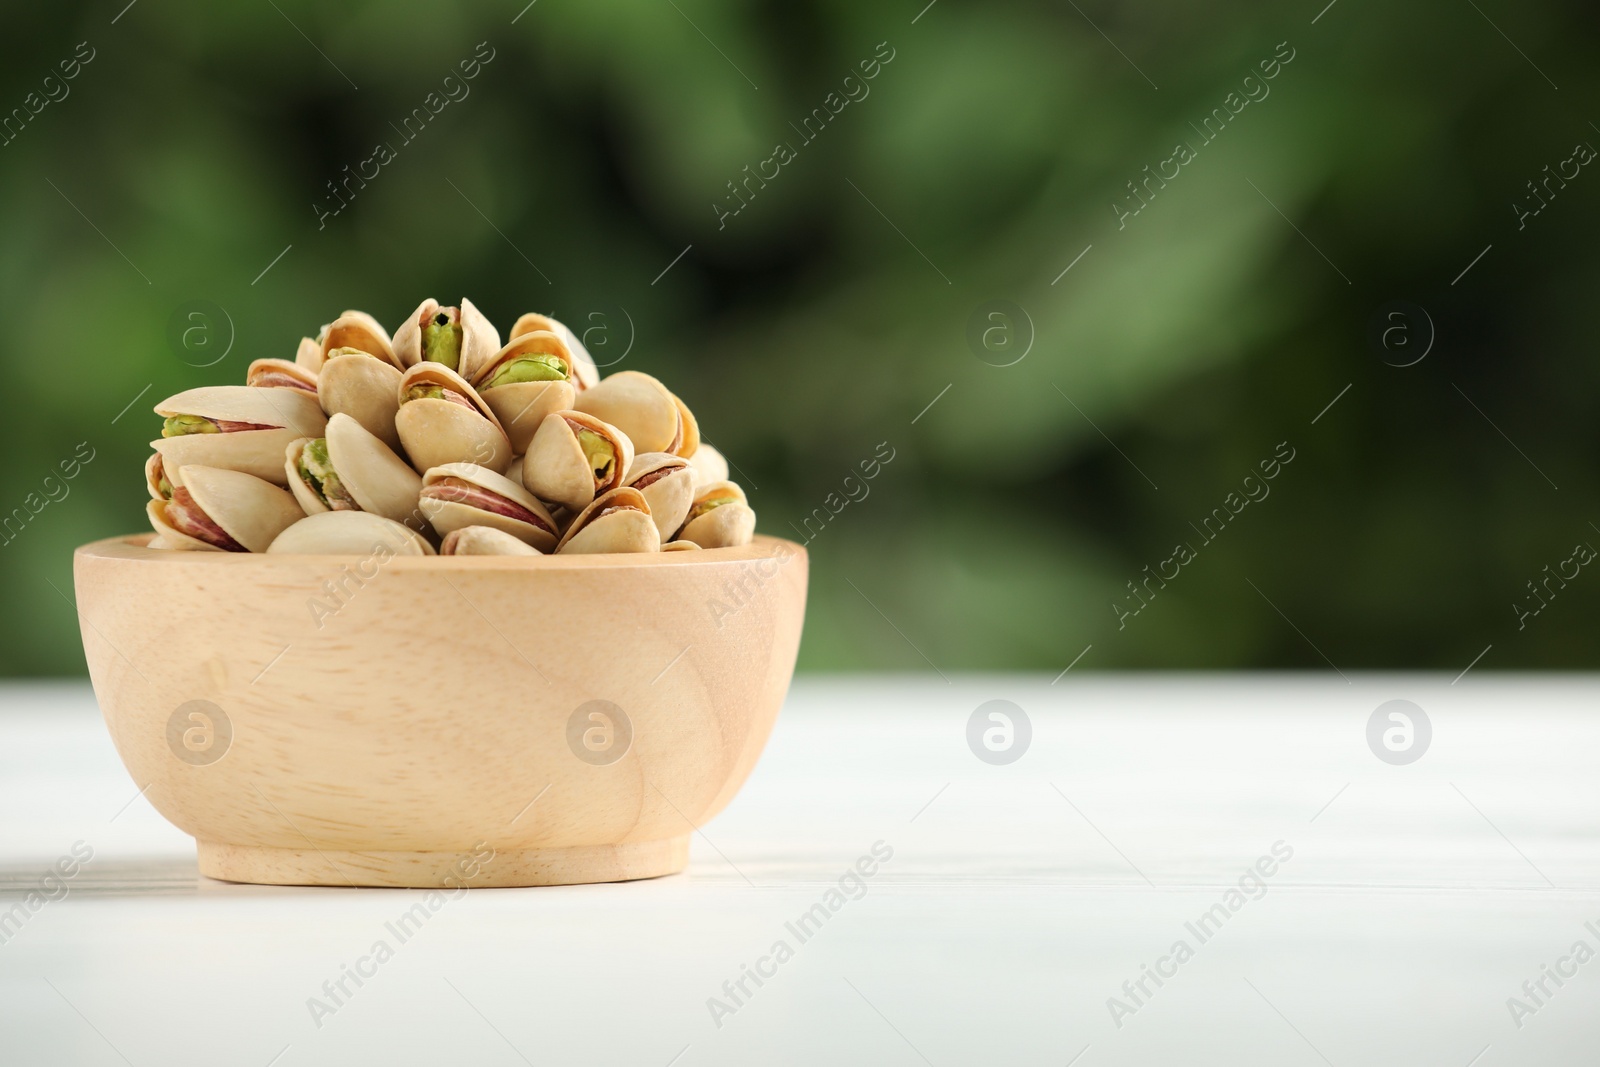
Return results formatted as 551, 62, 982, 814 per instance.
688, 495, 736, 521
484, 354, 569, 390
402, 384, 446, 404
298, 438, 355, 508
421, 313, 463, 371
576, 428, 615, 485
161, 414, 220, 437
157, 475, 173, 499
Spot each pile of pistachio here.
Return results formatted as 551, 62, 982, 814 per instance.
145, 300, 754, 556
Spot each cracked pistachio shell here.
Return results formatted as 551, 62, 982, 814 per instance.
555, 486, 659, 555
267, 510, 435, 555
146, 498, 222, 552
318, 310, 399, 368
145, 452, 175, 500
624, 452, 694, 543
285, 413, 425, 531
511, 312, 599, 390
247, 358, 318, 395
572, 371, 680, 454
393, 297, 501, 378
152, 386, 326, 486
472, 330, 578, 454
687, 442, 729, 489
440, 525, 541, 556
318, 351, 405, 454
420, 462, 559, 552
670, 391, 700, 458
521, 410, 634, 514
661, 540, 702, 552
677, 480, 755, 548
394, 362, 513, 475
165, 465, 306, 553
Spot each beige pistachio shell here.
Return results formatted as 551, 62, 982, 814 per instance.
267, 511, 435, 555
573, 371, 680, 454
155, 385, 327, 437
440, 525, 542, 556
394, 363, 513, 475
677, 480, 755, 548
661, 540, 702, 552
285, 414, 425, 531
473, 331, 579, 453
146, 498, 222, 552
295, 336, 324, 371
521, 410, 634, 513
247, 358, 318, 394
624, 452, 695, 543
319, 310, 399, 368
144, 452, 174, 500
318, 352, 405, 454
670, 392, 700, 458
393, 297, 501, 378
419, 462, 559, 552
154, 429, 305, 487
179, 465, 306, 553
555, 487, 659, 555
511, 312, 599, 390
688, 442, 730, 488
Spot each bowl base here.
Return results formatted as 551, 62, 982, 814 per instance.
197, 836, 691, 888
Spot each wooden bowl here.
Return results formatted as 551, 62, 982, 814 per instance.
72, 534, 806, 888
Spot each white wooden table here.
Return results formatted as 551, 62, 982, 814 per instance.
2, 676, 1597, 1066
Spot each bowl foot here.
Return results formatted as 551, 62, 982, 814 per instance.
196, 837, 690, 888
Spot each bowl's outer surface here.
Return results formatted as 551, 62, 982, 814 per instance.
73, 534, 806, 886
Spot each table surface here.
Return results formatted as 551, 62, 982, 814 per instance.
2, 675, 1597, 1066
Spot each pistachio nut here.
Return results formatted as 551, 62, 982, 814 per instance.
420, 462, 559, 552
394, 297, 501, 378
677, 480, 755, 548
267, 510, 435, 555
511, 312, 600, 390
520, 410, 634, 513
147, 465, 304, 553
472, 330, 578, 453
153, 385, 327, 486
285, 413, 425, 531
144, 452, 175, 501
318, 350, 406, 454
624, 452, 694, 543
394, 362, 513, 476
317, 309, 400, 368
439, 525, 541, 556
572, 371, 682, 454
555, 486, 659, 555
687, 441, 730, 489
247, 358, 318, 395
295, 335, 324, 371
661, 540, 702, 552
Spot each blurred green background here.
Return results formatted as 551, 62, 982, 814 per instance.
4, 0, 1596, 675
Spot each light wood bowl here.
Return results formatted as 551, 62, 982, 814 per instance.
72, 534, 806, 888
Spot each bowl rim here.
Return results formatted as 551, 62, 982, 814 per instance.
75, 532, 805, 571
